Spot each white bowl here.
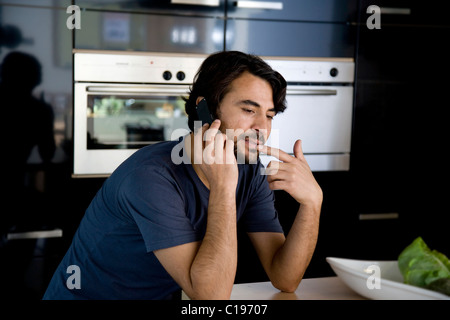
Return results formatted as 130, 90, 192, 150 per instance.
326, 257, 450, 300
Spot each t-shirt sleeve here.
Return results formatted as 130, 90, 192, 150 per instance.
118, 165, 201, 252
242, 163, 284, 234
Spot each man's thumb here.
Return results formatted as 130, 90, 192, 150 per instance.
293, 139, 304, 159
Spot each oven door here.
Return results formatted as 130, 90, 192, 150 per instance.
262, 85, 354, 171
74, 83, 191, 177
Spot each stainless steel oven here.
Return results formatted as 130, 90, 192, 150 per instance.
73, 50, 206, 177
263, 57, 355, 171
73, 50, 354, 177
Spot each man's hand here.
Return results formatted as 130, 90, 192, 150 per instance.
258, 139, 323, 207
194, 119, 239, 191
249, 140, 322, 292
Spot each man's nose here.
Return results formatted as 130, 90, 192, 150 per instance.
251, 115, 269, 142
252, 113, 268, 130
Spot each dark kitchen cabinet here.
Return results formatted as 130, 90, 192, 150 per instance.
348, 0, 450, 257
75, 0, 226, 17
225, 0, 357, 57
73, 0, 226, 53
227, 0, 356, 22
74, 0, 358, 56
225, 18, 354, 57
75, 10, 225, 53
359, 0, 450, 27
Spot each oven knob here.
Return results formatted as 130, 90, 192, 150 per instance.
176, 71, 186, 81
330, 68, 339, 77
162, 71, 172, 81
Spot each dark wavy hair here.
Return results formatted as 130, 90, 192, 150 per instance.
184, 51, 287, 131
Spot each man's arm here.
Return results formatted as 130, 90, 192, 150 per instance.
250, 140, 322, 292
248, 202, 320, 292
154, 120, 239, 300
154, 186, 237, 300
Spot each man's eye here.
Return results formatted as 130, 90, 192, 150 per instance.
243, 108, 254, 113
267, 115, 274, 120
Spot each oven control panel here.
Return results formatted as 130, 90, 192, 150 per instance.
74, 50, 354, 85
74, 50, 206, 84
265, 58, 354, 83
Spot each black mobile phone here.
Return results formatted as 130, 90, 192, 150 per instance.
196, 98, 214, 125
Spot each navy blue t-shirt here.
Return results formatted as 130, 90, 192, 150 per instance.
43, 137, 283, 300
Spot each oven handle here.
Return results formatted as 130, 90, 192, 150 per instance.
86, 85, 190, 95
171, 0, 220, 6
235, 1, 283, 10
86, 86, 337, 96
286, 88, 337, 96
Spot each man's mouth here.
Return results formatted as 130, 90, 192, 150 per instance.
233, 131, 266, 157
245, 137, 261, 150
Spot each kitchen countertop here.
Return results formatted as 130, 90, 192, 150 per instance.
230, 276, 366, 300
182, 276, 367, 300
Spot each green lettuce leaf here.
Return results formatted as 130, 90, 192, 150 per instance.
426, 278, 450, 296
398, 237, 450, 295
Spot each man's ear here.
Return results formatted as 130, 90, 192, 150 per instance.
196, 96, 204, 105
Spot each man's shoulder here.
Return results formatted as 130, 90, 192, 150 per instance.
138, 139, 181, 154
112, 139, 187, 182
128, 140, 182, 165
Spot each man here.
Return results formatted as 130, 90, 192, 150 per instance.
43, 51, 322, 300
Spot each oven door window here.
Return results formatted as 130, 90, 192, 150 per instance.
87, 94, 189, 149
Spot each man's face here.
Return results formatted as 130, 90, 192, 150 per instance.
216, 71, 276, 163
